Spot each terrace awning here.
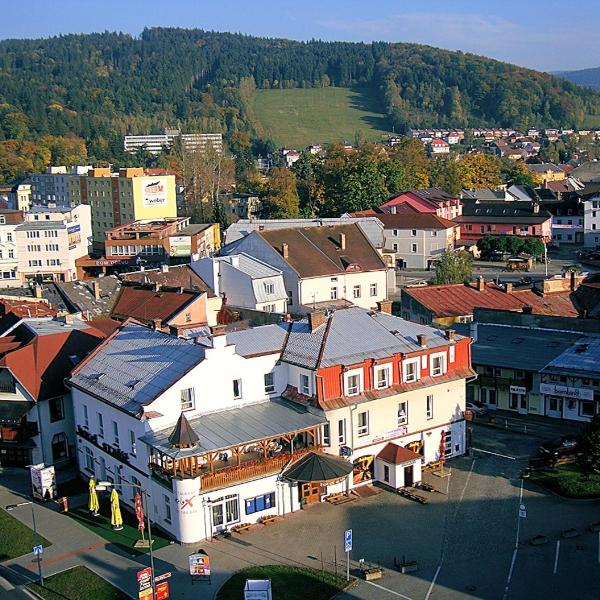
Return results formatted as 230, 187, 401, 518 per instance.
283, 451, 353, 483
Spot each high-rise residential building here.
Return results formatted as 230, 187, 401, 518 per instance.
30, 166, 92, 206
77, 168, 177, 249
15, 204, 92, 283
123, 129, 222, 155
9, 183, 32, 213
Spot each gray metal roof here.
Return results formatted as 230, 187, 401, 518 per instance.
70, 323, 205, 414
141, 397, 325, 458
15, 222, 66, 231
471, 324, 581, 372
541, 335, 600, 377
224, 323, 287, 357
217, 253, 281, 279
24, 315, 93, 336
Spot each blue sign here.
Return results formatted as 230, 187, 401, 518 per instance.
344, 529, 352, 553
33, 545, 43, 555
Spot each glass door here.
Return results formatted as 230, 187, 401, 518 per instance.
546, 396, 563, 418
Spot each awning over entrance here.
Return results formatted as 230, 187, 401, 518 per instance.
283, 451, 353, 483
377, 443, 421, 465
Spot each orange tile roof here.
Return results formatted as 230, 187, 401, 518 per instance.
0, 300, 57, 319
377, 443, 422, 465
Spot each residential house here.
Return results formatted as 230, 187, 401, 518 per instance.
221, 224, 390, 313
578, 183, 600, 247
192, 254, 288, 314
0, 210, 24, 287
430, 139, 450, 155
55, 276, 122, 318
382, 189, 462, 221
525, 163, 566, 185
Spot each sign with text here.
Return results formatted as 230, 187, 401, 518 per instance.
137, 567, 153, 600
143, 178, 168, 207
509, 385, 527, 395
156, 581, 169, 600
30, 464, 56, 501
540, 383, 593, 401
189, 552, 210, 577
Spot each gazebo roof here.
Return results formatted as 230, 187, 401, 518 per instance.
168, 412, 199, 448
283, 451, 353, 483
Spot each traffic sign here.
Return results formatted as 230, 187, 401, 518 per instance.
344, 529, 352, 553
519, 503, 527, 518
155, 572, 172, 583
33, 545, 43, 556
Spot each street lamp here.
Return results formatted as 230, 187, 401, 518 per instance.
5, 501, 43, 586
96, 481, 156, 600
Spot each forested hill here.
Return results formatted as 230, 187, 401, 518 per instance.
0, 28, 598, 157
556, 67, 600, 90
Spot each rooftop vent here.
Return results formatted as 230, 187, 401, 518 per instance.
575, 344, 589, 354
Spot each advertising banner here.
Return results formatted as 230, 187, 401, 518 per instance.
137, 567, 153, 600
68, 224, 81, 250
540, 383, 593, 401
189, 552, 210, 576
169, 236, 192, 257
143, 179, 168, 207
30, 464, 56, 501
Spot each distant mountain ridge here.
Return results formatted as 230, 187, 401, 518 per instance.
555, 67, 600, 90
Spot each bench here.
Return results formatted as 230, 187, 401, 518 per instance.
399, 489, 428, 504
325, 492, 355, 505
417, 482, 436, 493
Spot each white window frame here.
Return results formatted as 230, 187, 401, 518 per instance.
403, 358, 421, 383
345, 369, 363, 396
353, 285, 361, 299
264, 372, 275, 394
330, 286, 338, 300
323, 422, 331, 446
338, 419, 346, 444
449, 345, 455, 363
370, 283, 378, 297
129, 429, 136, 456
233, 378, 242, 400
97, 412, 104, 438
398, 401, 408, 425
299, 373, 310, 395
112, 420, 120, 447
430, 352, 447, 377
180, 387, 195, 411
263, 281, 275, 295
357, 411, 369, 437
426, 394, 434, 419
83, 404, 89, 429
375, 365, 391, 389
411, 243, 418, 253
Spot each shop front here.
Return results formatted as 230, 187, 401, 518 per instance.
540, 383, 596, 422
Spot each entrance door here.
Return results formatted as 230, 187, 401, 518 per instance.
404, 465, 414, 487
518, 395, 528, 415
300, 482, 322, 505
546, 396, 563, 418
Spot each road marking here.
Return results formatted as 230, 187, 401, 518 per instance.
363, 580, 414, 599
502, 479, 524, 600
472, 448, 517, 460
426, 459, 474, 600
553, 540, 560, 575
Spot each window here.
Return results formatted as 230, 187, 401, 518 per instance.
211, 494, 239, 528
163, 494, 172, 524
449, 345, 455, 363
300, 373, 310, 395
346, 372, 361, 396
357, 411, 369, 437
245, 492, 275, 515
184, 312, 192, 323
353, 285, 361, 299
375, 366, 390, 389
263, 304, 276, 312
7, 233, 12, 242
97, 412, 104, 437
180, 387, 195, 411
263, 282, 275, 295
370, 283, 378, 297
392, 229, 399, 236
411, 229, 417, 237
580, 401, 595, 418
51, 433, 69, 461
444, 430, 452, 457
330, 286, 338, 300
411, 244, 418, 253
46, 259, 60, 266
28, 260, 42, 267
393, 243, 399, 252
338, 419, 346, 444
264, 372, 275, 394
398, 401, 408, 425
323, 422, 331, 446
403, 359, 420, 383
430, 353, 446, 377
0, 216, 5, 225
383, 464, 390, 483
426, 395, 434, 419
129, 430, 136, 455
112, 421, 120, 447
83, 404, 89, 428
49, 397, 64, 422
233, 379, 242, 400
84, 447, 94, 473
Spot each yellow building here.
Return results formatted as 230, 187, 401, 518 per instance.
77, 168, 177, 249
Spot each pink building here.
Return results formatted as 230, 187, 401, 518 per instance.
381, 189, 462, 221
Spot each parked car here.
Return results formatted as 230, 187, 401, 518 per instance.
466, 401, 489, 417
538, 436, 579, 457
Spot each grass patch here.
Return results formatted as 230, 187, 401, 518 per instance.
67, 499, 171, 555
0, 507, 50, 561
27, 565, 127, 600
252, 87, 392, 148
530, 464, 600, 498
216, 565, 347, 600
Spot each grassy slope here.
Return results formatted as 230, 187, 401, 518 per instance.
252, 87, 392, 148
27, 566, 127, 600
0, 507, 50, 561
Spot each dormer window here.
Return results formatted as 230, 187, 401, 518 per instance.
263, 281, 275, 295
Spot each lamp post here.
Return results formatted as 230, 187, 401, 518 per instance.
97, 481, 156, 600
5, 501, 43, 586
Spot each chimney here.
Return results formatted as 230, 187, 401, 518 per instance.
34, 284, 43, 299
282, 243, 289, 259
522, 305, 533, 314
92, 280, 101, 300
533, 203, 540, 214
377, 300, 393, 314
417, 333, 427, 347
445, 329, 455, 341
161, 264, 169, 273
476, 276, 485, 292
505, 282, 513, 294
62, 313, 74, 325
339, 233, 346, 250
308, 310, 327, 332
152, 318, 162, 330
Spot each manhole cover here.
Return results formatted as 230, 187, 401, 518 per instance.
465, 585, 477, 592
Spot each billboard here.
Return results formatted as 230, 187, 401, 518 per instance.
169, 236, 192, 257
142, 178, 169, 207
68, 224, 81, 250
30, 464, 56, 501
189, 552, 210, 576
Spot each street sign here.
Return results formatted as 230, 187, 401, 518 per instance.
33, 545, 43, 556
155, 572, 172, 583
519, 503, 527, 518
344, 529, 352, 553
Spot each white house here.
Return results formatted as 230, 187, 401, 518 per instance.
191, 253, 288, 314
580, 185, 600, 247
0, 209, 24, 286
221, 223, 390, 313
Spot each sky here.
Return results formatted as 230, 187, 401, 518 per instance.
1, 0, 599, 72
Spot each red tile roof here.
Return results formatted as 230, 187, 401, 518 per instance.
403, 282, 579, 318
377, 443, 422, 465
0, 300, 57, 319
376, 213, 456, 230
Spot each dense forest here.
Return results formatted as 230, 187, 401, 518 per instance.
557, 66, 600, 90
0, 27, 599, 180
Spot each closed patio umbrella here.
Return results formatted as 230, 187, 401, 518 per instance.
110, 488, 123, 531
88, 478, 99, 516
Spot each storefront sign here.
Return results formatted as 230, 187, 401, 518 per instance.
189, 552, 210, 576
169, 236, 192, 257
367, 426, 409, 446
143, 179, 168, 207
137, 567, 153, 600
30, 464, 56, 501
540, 383, 593, 401
509, 385, 527, 395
